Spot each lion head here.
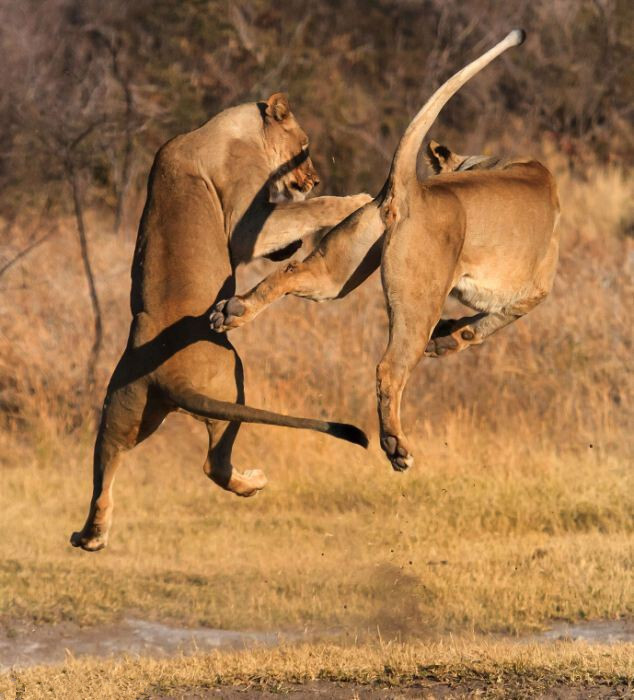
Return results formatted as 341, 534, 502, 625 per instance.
261, 93, 320, 203
425, 140, 500, 175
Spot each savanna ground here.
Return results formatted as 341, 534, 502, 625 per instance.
1, 1, 633, 697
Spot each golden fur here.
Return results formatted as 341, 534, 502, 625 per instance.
71, 93, 369, 552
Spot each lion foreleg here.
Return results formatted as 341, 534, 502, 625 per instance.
241, 193, 371, 262
211, 200, 384, 332
210, 255, 331, 331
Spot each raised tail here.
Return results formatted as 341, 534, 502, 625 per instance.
162, 382, 368, 448
386, 29, 526, 191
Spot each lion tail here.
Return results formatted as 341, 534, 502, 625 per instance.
161, 382, 368, 448
386, 29, 525, 191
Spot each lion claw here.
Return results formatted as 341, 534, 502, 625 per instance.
209, 311, 226, 332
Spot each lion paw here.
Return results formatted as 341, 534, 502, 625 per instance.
425, 333, 460, 357
70, 529, 108, 552
426, 320, 478, 358
229, 468, 268, 497
210, 296, 247, 333
380, 435, 414, 472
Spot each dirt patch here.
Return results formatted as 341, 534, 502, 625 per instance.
1, 617, 632, 672
0, 618, 281, 669
535, 620, 634, 644
147, 680, 632, 699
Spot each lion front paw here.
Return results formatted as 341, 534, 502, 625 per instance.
210, 296, 247, 333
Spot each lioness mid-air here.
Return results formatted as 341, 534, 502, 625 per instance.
211, 30, 560, 472
71, 94, 371, 552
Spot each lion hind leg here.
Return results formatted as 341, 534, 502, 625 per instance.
70, 380, 168, 552
377, 232, 458, 471
378, 305, 449, 472
203, 420, 267, 497
377, 343, 421, 473
70, 433, 123, 552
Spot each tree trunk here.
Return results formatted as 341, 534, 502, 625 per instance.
113, 133, 132, 236
114, 129, 133, 236
111, 47, 135, 237
69, 167, 103, 393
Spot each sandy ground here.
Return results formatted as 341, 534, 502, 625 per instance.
0, 618, 282, 669
2, 618, 633, 670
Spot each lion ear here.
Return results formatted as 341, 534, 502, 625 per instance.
265, 93, 291, 122
425, 140, 452, 174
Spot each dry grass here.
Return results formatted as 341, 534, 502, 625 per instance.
1, 640, 632, 699
2, 158, 632, 440
0, 160, 632, 694
0, 420, 632, 634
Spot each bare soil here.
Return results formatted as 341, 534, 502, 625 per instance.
2, 618, 633, 670
148, 679, 632, 699
0, 618, 280, 669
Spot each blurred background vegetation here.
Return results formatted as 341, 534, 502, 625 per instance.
1, 0, 632, 223
0, 0, 632, 437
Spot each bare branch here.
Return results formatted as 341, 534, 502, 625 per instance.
0, 229, 57, 280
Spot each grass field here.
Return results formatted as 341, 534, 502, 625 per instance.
1, 420, 632, 635
2, 640, 633, 698
0, 162, 632, 696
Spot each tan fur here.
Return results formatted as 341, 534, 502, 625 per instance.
71, 93, 370, 552
211, 31, 560, 472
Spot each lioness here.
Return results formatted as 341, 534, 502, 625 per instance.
71, 93, 370, 552
211, 31, 560, 472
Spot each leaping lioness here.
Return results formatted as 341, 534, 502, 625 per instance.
211, 30, 560, 472
71, 94, 371, 552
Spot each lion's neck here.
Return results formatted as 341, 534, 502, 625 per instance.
209, 136, 277, 260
